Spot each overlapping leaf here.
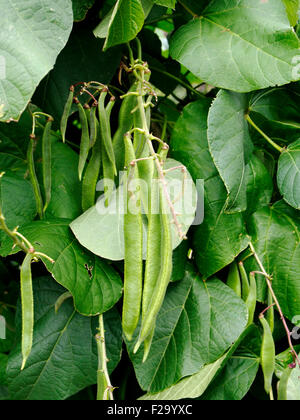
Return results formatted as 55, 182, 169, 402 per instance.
0, 0, 73, 122
6, 277, 122, 400
170, 0, 300, 92
127, 265, 248, 393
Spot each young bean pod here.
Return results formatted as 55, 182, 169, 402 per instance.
267, 287, 275, 334
246, 272, 257, 326
259, 314, 275, 395
226, 261, 241, 298
42, 117, 53, 213
76, 99, 91, 181
98, 89, 117, 176
113, 82, 138, 172
21, 253, 34, 370
89, 105, 98, 148
82, 121, 101, 212
238, 261, 250, 301
60, 85, 74, 143
122, 134, 143, 341
27, 135, 44, 219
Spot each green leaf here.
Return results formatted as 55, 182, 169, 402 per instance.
0, 354, 8, 386
207, 90, 253, 213
70, 159, 197, 261
0, 0, 73, 122
0, 220, 123, 316
0, 171, 37, 240
170, 98, 249, 278
127, 265, 248, 393
283, 0, 299, 26
7, 277, 122, 400
170, 0, 300, 92
277, 138, 300, 209
245, 154, 273, 216
94, 0, 145, 50
246, 202, 300, 320
193, 176, 249, 278
250, 87, 300, 131
72, 0, 95, 21
33, 28, 122, 124
139, 354, 227, 400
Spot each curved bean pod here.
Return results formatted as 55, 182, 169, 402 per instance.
42, 117, 53, 213
60, 86, 74, 143
21, 253, 34, 370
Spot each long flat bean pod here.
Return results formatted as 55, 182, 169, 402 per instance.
42, 117, 53, 213
27, 135, 44, 219
76, 99, 90, 181
113, 82, 138, 172
82, 121, 101, 212
60, 85, 74, 143
246, 272, 257, 326
122, 134, 143, 341
259, 314, 275, 395
98, 89, 117, 176
135, 184, 173, 352
21, 253, 34, 370
226, 261, 241, 298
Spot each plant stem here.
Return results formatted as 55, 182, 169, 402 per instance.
96, 315, 114, 401
245, 114, 283, 153
249, 242, 300, 367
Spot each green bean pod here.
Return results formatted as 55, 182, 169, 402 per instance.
89, 105, 98, 148
77, 100, 91, 181
27, 135, 44, 219
122, 134, 143, 341
21, 253, 34, 370
113, 83, 138, 172
42, 118, 53, 213
227, 261, 241, 298
60, 86, 74, 143
134, 184, 173, 353
238, 261, 250, 301
267, 288, 275, 334
245, 272, 257, 325
259, 314, 275, 395
82, 121, 101, 212
98, 90, 117, 176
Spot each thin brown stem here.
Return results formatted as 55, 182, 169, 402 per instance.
249, 242, 300, 367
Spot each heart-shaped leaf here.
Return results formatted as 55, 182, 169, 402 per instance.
0, 0, 73, 122
170, 0, 300, 93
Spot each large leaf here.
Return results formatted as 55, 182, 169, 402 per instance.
207, 90, 253, 213
170, 0, 300, 93
170, 99, 249, 278
70, 159, 197, 261
0, 220, 123, 316
6, 277, 122, 400
127, 265, 248, 393
0, 0, 73, 122
193, 176, 249, 278
33, 27, 122, 124
246, 202, 300, 320
277, 138, 300, 209
94, 0, 145, 50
